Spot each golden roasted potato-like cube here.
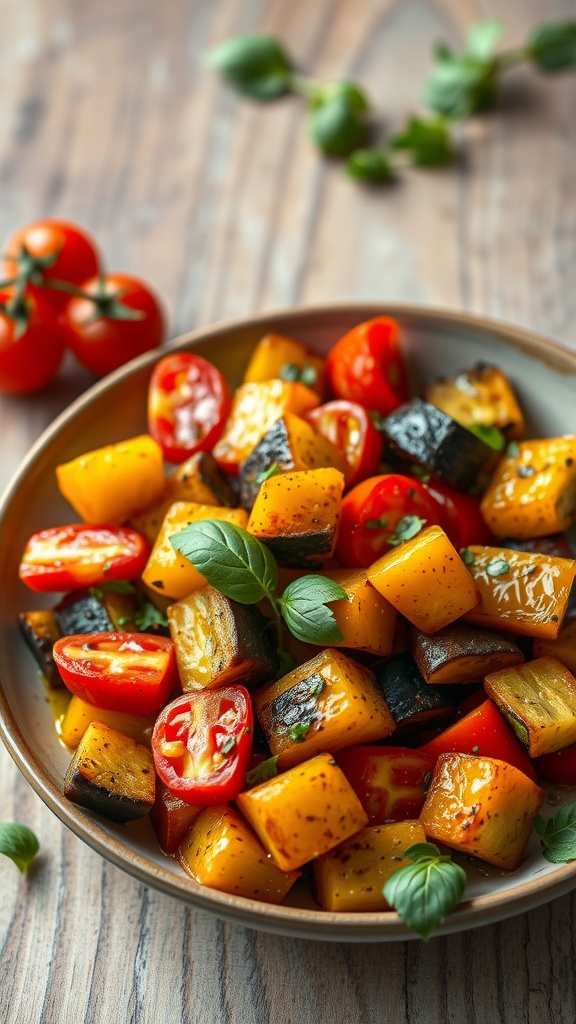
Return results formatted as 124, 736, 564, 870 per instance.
236, 752, 369, 871
313, 820, 427, 912
533, 617, 576, 675
484, 656, 576, 756
178, 803, 300, 903
419, 752, 544, 870
424, 364, 525, 440
57, 434, 165, 524
247, 466, 345, 568
254, 648, 395, 770
63, 720, 156, 823
368, 525, 480, 633
60, 695, 155, 749
243, 332, 326, 395
463, 545, 576, 639
168, 586, 277, 691
322, 568, 397, 657
141, 501, 249, 599
480, 436, 576, 539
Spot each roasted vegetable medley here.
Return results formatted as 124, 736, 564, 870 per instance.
17, 316, 576, 930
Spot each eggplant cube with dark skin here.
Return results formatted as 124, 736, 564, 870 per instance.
408, 621, 524, 685
372, 652, 456, 739
17, 609, 62, 687
63, 720, 156, 823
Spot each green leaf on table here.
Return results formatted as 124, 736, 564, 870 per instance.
383, 842, 467, 940
527, 21, 576, 72
423, 21, 505, 118
535, 800, 576, 863
207, 33, 292, 100
170, 519, 278, 603
347, 148, 394, 183
391, 115, 454, 167
0, 822, 39, 873
279, 575, 347, 644
465, 19, 505, 62
307, 82, 370, 156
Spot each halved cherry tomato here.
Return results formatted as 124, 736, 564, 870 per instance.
305, 400, 383, 487
336, 746, 435, 823
419, 699, 538, 782
19, 524, 150, 593
335, 473, 443, 567
424, 478, 494, 549
2, 219, 100, 308
533, 743, 576, 785
151, 688, 253, 806
148, 352, 232, 464
53, 632, 177, 714
0, 287, 66, 395
326, 316, 409, 415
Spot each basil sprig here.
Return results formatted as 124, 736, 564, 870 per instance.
535, 801, 576, 864
170, 520, 347, 657
0, 822, 40, 873
383, 842, 467, 941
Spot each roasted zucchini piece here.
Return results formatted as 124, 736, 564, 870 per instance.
150, 781, 203, 854
247, 467, 345, 567
484, 656, 576, 756
372, 653, 456, 738
239, 412, 347, 509
236, 752, 369, 871
168, 585, 277, 691
382, 398, 496, 491
408, 621, 524, 685
243, 332, 326, 396
63, 720, 156, 822
424, 363, 525, 440
419, 752, 545, 869
178, 803, 301, 902
313, 820, 427, 912
463, 545, 576, 639
368, 524, 480, 633
254, 648, 395, 769
480, 436, 576, 539
17, 609, 62, 686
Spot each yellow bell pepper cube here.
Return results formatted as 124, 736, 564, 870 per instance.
322, 568, 397, 656
60, 695, 155, 749
243, 332, 326, 395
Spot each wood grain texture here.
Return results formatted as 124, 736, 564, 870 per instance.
1, 1, 576, 1021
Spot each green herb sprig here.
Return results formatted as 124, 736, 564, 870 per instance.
0, 822, 39, 873
207, 19, 576, 185
170, 519, 347, 663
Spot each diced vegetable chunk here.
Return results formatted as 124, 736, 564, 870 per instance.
408, 621, 524, 684
60, 695, 155, 749
484, 656, 576, 756
424, 364, 525, 440
243, 332, 326, 395
63, 720, 156, 822
321, 568, 397, 656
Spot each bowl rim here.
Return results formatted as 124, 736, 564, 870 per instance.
2, 301, 576, 942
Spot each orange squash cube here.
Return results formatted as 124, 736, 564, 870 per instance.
322, 568, 397, 656
243, 333, 326, 395
424, 364, 525, 440
419, 752, 544, 869
367, 524, 480, 633
533, 617, 576, 675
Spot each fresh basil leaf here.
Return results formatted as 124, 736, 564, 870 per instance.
347, 148, 394, 183
423, 54, 498, 118
307, 82, 370, 156
535, 801, 576, 863
0, 822, 39, 873
467, 422, 506, 451
391, 116, 453, 167
486, 556, 509, 576
170, 519, 278, 603
465, 19, 504, 62
383, 842, 467, 940
207, 34, 292, 100
460, 547, 474, 566
279, 575, 347, 644
245, 755, 280, 787
387, 515, 426, 546
134, 601, 169, 631
527, 21, 576, 73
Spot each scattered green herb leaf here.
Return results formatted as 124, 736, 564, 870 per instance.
245, 755, 280, 786
460, 547, 474, 566
279, 575, 347, 645
307, 81, 370, 156
134, 601, 169, 631
391, 115, 453, 167
287, 722, 311, 743
387, 515, 427, 546
279, 362, 318, 386
0, 822, 40, 873
221, 736, 237, 755
527, 21, 576, 72
467, 423, 506, 451
206, 34, 292, 100
507, 441, 521, 458
256, 462, 281, 485
347, 148, 394, 183
486, 556, 510, 576
365, 517, 389, 530
383, 842, 467, 940
535, 800, 576, 863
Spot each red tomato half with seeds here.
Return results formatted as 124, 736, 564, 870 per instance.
151, 688, 254, 806
305, 399, 383, 487
19, 524, 150, 593
53, 633, 177, 715
326, 316, 409, 415
148, 352, 232, 464
336, 473, 443, 567
336, 746, 435, 824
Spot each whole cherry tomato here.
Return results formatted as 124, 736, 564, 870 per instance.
305, 400, 383, 487
148, 352, 232, 464
53, 632, 177, 715
424, 478, 494, 549
19, 524, 150, 592
151, 688, 254, 805
2, 219, 100, 307
326, 316, 409, 415
336, 473, 443, 567
0, 287, 66, 394
64, 273, 166, 376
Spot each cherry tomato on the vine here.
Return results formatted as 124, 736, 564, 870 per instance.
335, 473, 443, 567
148, 351, 232, 464
0, 287, 66, 394
2, 219, 100, 307
326, 316, 410, 415
305, 399, 383, 487
64, 273, 166, 377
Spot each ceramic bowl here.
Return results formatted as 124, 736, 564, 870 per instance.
1, 304, 576, 942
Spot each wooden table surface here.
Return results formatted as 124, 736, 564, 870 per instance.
1, 1, 576, 1021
